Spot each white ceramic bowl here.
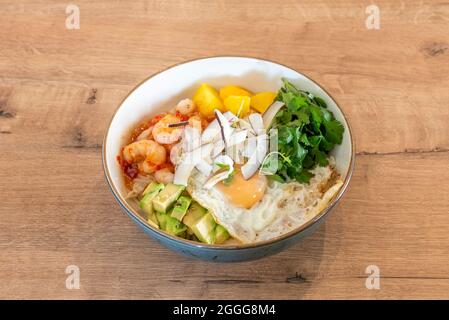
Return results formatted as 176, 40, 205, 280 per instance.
102, 56, 354, 262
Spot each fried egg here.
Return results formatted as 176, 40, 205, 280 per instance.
188, 158, 343, 244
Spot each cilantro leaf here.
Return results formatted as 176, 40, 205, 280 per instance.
271, 79, 344, 183
295, 169, 314, 183
313, 96, 327, 108
215, 162, 230, 170
267, 174, 285, 183
323, 119, 344, 144
223, 169, 236, 186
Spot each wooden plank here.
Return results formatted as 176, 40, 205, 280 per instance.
1, 127, 449, 298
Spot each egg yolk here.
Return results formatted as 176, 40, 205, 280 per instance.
216, 170, 267, 209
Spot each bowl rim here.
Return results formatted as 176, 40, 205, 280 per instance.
102, 55, 355, 250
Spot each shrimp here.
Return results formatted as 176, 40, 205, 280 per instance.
188, 115, 203, 133
176, 98, 196, 115
170, 143, 182, 165
123, 140, 166, 174
152, 114, 184, 144
154, 168, 174, 184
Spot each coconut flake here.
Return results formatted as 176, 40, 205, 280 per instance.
212, 140, 225, 158
181, 127, 201, 152
173, 143, 213, 186
237, 118, 255, 135
227, 142, 245, 164
243, 132, 257, 157
248, 113, 265, 136
196, 159, 213, 176
215, 110, 233, 147
204, 155, 234, 189
201, 111, 238, 144
201, 119, 220, 144
241, 133, 268, 180
229, 129, 248, 146
262, 101, 284, 130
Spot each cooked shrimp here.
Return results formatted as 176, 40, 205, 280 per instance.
170, 143, 182, 165
176, 98, 196, 115
123, 140, 166, 174
152, 114, 184, 144
138, 160, 158, 174
154, 168, 174, 184
188, 115, 202, 133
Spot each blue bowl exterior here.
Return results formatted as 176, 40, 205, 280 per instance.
114, 190, 332, 262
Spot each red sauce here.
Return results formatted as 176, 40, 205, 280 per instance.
130, 113, 168, 142
175, 111, 189, 121
130, 122, 151, 143
149, 113, 166, 125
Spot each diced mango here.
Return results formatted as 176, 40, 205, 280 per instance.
250, 92, 277, 113
223, 95, 251, 117
219, 85, 252, 100
193, 83, 225, 118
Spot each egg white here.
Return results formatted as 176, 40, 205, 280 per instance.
187, 158, 343, 244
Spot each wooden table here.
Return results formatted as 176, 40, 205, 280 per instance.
1, 0, 448, 299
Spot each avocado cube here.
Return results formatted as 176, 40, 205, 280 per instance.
147, 212, 159, 229
191, 212, 216, 244
215, 225, 230, 244
141, 182, 165, 198
171, 196, 192, 221
139, 183, 165, 223
152, 183, 185, 213
155, 210, 187, 237
156, 212, 169, 230
165, 214, 188, 236
183, 202, 207, 228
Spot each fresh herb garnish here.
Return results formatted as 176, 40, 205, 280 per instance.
270, 79, 344, 183
215, 162, 230, 170
223, 169, 236, 186
215, 163, 235, 186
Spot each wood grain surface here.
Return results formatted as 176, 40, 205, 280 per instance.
1, 0, 449, 299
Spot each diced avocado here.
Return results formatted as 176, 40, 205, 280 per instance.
165, 214, 188, 236
139, 191, 157, 215
155, 210, 187, 236
139, 183, 165, 225
215, 224, 230, 244
191, 212, 216, 244
156, 212, 169, 230
141, 182, 165, 197
171, 196, 192, 221
152, 183, 185, 213
183, 202, 207, 228
147, 212, 159, 229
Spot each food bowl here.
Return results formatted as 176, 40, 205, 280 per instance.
102, 56, 354, 262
